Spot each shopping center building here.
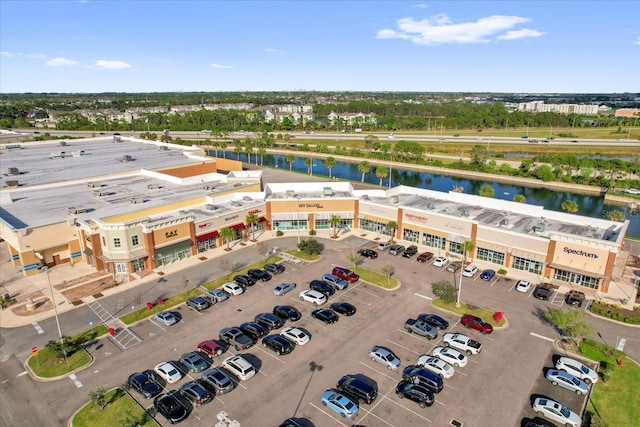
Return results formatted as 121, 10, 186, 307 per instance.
0, 136, 630, 295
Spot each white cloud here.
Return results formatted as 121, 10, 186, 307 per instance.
497, 29, 545, 40
265, 48, 286, 54
635, 36, 640, 45
94, 60, 131, 69
0, 51, 14, 57
377, 14, 542, 45
414, 3, 429, 8
46, 57, 78, 67
26, 54, 48, 59
210, 63, 233, 69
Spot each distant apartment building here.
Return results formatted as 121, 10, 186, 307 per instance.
517, 101, 602, 115
327, 111, 377, 126
614, 108, 640, 118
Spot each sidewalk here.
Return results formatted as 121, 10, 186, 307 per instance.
0, 228, 354, 328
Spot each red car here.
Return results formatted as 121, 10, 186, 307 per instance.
417, 252, 434, 263
461, 314, 493, 335
332, 266, 359, 283
198, 340, 224, 358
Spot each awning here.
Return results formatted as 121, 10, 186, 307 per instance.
315, 212, 354, 220
259, 216, 267, 222
447, 234, 467, 244
98, 247, 148, 261
547, 263, 606, 279
83, 247, 93, 256
511, 248, 546, 262
230, 223, 245, 230
154, 236, 192, 250
196, 231, 219, 241
271, 213, 304, 221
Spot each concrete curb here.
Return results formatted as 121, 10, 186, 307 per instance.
25, 347, 95, 382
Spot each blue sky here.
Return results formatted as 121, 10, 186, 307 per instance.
1, 1, 638, 93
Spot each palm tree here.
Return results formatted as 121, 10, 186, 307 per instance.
358, 160, 371, 183
286, 154, 295, 172
386, 220, 398, 241
245, 213, 260, 241
233, 144, 242, 160
329, 214, 342, 238
304, 157, 313, 176
219, 141, 227, 158
219, 227, 235, 250
325, 156, 336, 179
257, 147, 266, 165
375, 165, 389, 187
244, 142, 254, 164
479, 184, 495, 198
561, 200, 579, 213
457, 240, 476, 307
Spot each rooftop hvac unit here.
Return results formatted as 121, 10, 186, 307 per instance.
203, 185, 211, 190
323, 187, 334, 197
87, 182, 101, 188
501, 218, 509, 226
147, 184, 160, 190
5, 180, 18, 187
286, 190, 296, 198
427, 202, 436, 210
58, 141, 67, 146
390, 195, 399, 204
129, 197, 143, 204
122, 155, 132, 162
67, 217, 78, 225
533, 222, 546, 233
206, 204, 217, 210
230, 201, 241, 207
67, 207, 80, 215
159, 146, 169, 151
361, 194, 369, 200
93, 190, 109, 197
462, 209, 470, 217
243, 196, 252, 201
8, 167, 19, 175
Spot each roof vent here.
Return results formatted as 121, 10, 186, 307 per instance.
533, 222, 546, 233
462, 208, 470, 217
390, 195, 399, 204
203, 185, 211, 190
361, 194, 369, 200
8, 167, 19, 175
5, 180, 19, 187
427, 202, 436, 210
147, 183, 160, 190
501, 218, 509, 226
122, 155, 132, 162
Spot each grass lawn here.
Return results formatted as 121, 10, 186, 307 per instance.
120, 288, 202, 325
285, 249, 320, 261
72, 388, 155, 427
579, 339, 639, 427
432, 298, 506, 327
27, 324, 108, 378
356, 267, 399, 290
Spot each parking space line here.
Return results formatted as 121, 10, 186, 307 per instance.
384, 397, 432, 423
345, 283, 383, 299
530, 332, 555, 342
385, 339, 421, 356
308, 402, 349, 426
357, 407, 395, 427
396, 329, 438, 345
148, 319, 166, 331
255, 346, 287, 364
358, 361, 399, 382
551, 292, 565, 306
414, 293, 432, 300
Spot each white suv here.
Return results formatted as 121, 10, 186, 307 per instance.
299, 290, 327, 305
222, 355, 256, 381
462, 265, 478, 277
377, 241, 391, 251
555, 356, 598, 384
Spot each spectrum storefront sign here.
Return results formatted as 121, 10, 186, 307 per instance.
563, 247, 599, 259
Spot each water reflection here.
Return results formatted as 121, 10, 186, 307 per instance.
215, 151, 639, 238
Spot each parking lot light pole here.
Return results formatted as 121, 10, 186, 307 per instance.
42, 266, 68, 367
295, 195, 302, 244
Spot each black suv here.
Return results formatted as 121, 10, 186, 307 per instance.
310, 279, 336, 296
402, 366, 444, 393
395, 380, 435, 408
239, 322, 267, 340
273, 305, 302, 321
402, 245, 418, 258
533, 284, 554, 300
254, 312, 285, 330
127, 371, 162, 398
233, 274, 256, 288
565, 290, 586, 307
337, 374, 378, 404
262, 335, 295, 355
248, 269, 272, 282
154, 391, 188, 424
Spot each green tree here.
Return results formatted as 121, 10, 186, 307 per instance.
544, 307, 595, 345
297, 238, 322, 255
304, 157, 313, 175
346, 251, 363, 271
233, 144, 242, 160
364, 134, 379, 152
329, 214, 342, 238
561, 200, 580, 213
386, 220, 398, 241
89, 387, 107, 410
285, 154, 295, 171
479, 184, 495, 198
606, 210, 625, 221
245, 213, 259, 241
219, 227, 235, 250
257, 147, 266, 165
375, 165, 389, 187
432, 280, 457, 304
219, 141, 227, 158
469, 145, 489, 167
513, 194, 526, 203
381, 264, 395, 287
358, 160, 371, 183
45, 336, 72, 360
325, 156, 336, 179
535, 164, 556, 181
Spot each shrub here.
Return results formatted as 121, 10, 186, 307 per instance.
497, 269, 507, 275
275, 230, 284, 237
308, 229, 316, 235
431, 280, 457, 304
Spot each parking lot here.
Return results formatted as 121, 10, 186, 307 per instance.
106, 239, 590, 426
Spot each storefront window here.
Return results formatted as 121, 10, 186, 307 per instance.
449, 241, 462, 255
553, 269, 600, 289
273, 220, 307, 230
422, 233, 446, 249
315, 219, 331, 229
477, 247, 505, 265
132, 258, 145, 272
512, 256, 543, 274
114, 262, 128, 273
197, 238, 217, 253
403, 228, 419, 243
360, 219, 392, 236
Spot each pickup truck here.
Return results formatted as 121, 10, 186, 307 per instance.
442, 333, 482, 355
404, 319, 438, 339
